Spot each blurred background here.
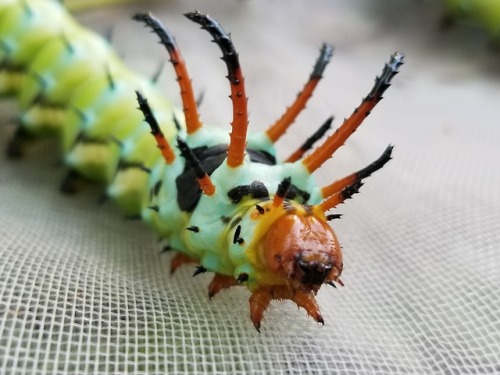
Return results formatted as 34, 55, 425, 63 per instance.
1, 0, 499, 373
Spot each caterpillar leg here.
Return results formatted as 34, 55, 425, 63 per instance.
170, 253, 198, 275
208, 274, 238, 299
6, 126, 33, 158
60, 169, 88, 194
249, 286, 323, 332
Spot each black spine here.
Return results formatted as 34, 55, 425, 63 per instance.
184, 11, 240, 84
310, 43, 334, 79
366, 52, 404, 100
135, 91, 161, 135
133, 13, 177, 54
299, 116, 333, 152
176, 137, 207, 180
356, 145, 393, 180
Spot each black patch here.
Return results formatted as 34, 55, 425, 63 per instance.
275, 177, 291, 200
186, 226, 200, 233
286, 184, 311, 203
255, 205, 265, 214
176, 144, 275, 212
227, 181, 270, 205
233, 225, 244, 245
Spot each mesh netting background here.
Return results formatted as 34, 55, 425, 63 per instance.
1, 0, 499, 373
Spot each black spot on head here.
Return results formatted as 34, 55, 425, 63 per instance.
296, 259, 332, 286
227, 181, 270, 204
285, 184, 310, 203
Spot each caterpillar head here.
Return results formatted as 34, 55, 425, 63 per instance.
256, 203, 343, 293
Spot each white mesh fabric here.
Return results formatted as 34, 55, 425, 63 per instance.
1, 0, 499, 373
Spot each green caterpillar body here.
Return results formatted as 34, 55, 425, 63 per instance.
443, 0, 500, 42
1, 0, 403, 330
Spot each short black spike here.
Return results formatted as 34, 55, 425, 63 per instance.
172, 113, 182, 131
186, 226, 200, 233
176, 137, 208, 180
255, 204, 265, 215
135, 90, 161, 135
327, 281, 337, 288
237, 273, 249, 283
196, 90, 205, 108
148, 205, 159, 212
193, 266, 207, 277
105, 65, 115, 90
326, 214, 343, 221
275, 177, 292, 200
151, 60, 165, 84
160, 245, 172, 253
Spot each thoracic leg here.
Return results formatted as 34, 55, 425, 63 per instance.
170, 253, 198, 274
208, 274, 238, 299
249, 286, 324, 332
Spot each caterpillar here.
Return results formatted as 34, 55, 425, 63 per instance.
442, 0, 500, 44
0, 0, 403, 331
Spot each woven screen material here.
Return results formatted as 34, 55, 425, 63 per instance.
1, 0, 499, 374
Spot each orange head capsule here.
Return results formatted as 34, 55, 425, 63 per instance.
258, 210, 343, 292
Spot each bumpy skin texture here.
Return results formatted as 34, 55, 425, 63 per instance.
1, 0, 403, 330
443, 0, 500, 43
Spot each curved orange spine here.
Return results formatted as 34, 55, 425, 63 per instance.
303, 52, 404, 174
133, 13, 202, 134
226, 68, 248, 168
321, 145, 393, 198
266, 44, 333, 143
185, 12, 249, 168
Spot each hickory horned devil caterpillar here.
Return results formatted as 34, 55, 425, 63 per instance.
0, 0, 404, 331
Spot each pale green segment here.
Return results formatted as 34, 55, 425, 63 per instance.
64, 77, 174, 183
0, 0, 80, 95
19, 28, 125, 135
443, 0, 500, 39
